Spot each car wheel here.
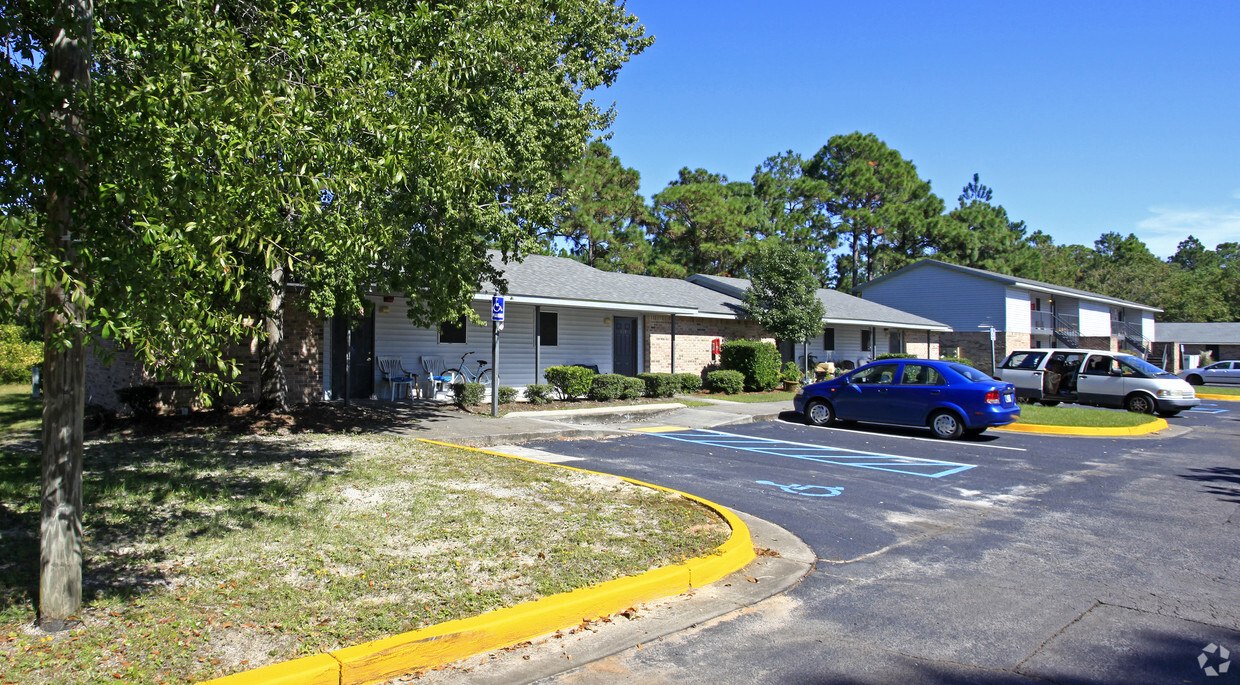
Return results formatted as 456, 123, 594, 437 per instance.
1124, 393, 1155, 414
804, 399, 835, 426
964, 427, 987, 437
929, 410, 964, 440
1038, 400, 1061, 407
1157, 410, 1181, 418
1185, 374, 1203, 386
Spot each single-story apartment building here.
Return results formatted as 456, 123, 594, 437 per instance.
1150, 322, 1240, 372
86, 253, 952, 410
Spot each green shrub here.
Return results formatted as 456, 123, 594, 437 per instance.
587, 374, 628, 401
116, 384, 160, 417
720, 340, 781, 391
451, 381, 485, 407
620, 376, 646, 400
542, 365, 594, 400
705, 369, 745, 394
0, 324, 41, 383
938, 355, 976, 367
524, 384, 553, 404
636, 372, 678, 398
674, 373, 702, 394
497, 386, 518, 404
780, 361, 802, 383
876, 353, 916, 360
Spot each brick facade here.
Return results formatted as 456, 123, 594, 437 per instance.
644, 315, 771, 378
84, 297, 325, 414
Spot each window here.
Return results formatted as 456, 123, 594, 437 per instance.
860, 329, 872, 352
851, 363, 898, 385
539, 311, 558, 347
438, 316, 466, 344
1002, 351, 1046, 370
901, 364, 945, 386
823, 327, 835, 351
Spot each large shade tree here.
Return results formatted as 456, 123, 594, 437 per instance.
1, 0, 650, 629
805, 132, 943, 289
741, 241, 826, 375
649, 168, 762, 278
751, 151, 836, 286
554, 141, 652, 273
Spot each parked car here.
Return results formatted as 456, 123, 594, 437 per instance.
1178, 361, 1240, 386
794, 359, 1020, 439
998, 348, 1200, 417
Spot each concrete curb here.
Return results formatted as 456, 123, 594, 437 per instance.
995, 418, 1169, 436
199, 441, 756, 685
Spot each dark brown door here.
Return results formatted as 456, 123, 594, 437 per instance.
331, 313, 375, 399
613, 317, 637, 376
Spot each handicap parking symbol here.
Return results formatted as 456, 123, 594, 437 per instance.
756, 480, 845, 497
1189, 403, 1229, 414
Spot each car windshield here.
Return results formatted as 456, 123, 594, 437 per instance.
1116, 354, 1173, 377
949, 363, 991, 382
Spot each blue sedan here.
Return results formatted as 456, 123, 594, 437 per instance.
793, 359, 1021, 439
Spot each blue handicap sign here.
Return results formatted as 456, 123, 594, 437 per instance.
491, 295, 505, 321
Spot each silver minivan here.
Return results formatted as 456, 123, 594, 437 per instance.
998, 348, 1200, 417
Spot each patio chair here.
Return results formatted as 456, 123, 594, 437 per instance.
378, 358, 416, 401
421, 356, 451, 397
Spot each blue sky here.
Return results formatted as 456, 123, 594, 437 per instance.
592, 0, 1240, 259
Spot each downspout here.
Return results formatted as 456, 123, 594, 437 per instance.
670, 314, 677, 374
534, 305, 541, 384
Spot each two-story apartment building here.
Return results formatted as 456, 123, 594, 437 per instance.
854, 260, 1160, 369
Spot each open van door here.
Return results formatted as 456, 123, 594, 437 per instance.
998, 350, 1049, 401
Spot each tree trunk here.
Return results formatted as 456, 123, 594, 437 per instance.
258, 265, 288, 413
39, 0, 93, 632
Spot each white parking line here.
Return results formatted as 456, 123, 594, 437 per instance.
804, 424, 1028, 452
489, 445, 582, 463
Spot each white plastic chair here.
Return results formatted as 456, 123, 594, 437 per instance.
378, 358, 416, 401
421, 356, 451, 397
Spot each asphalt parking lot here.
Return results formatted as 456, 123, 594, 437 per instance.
515, 405, 1240, 684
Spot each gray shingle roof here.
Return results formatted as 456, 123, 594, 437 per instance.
855, 259, 1160, 312
686, 274, 951, 330
1154, 322, 1240, 344
484, 253, 743, 316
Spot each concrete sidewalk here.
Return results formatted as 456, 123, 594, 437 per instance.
390, 396, 797, 447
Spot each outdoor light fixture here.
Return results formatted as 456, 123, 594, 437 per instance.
604, 317, 612, 324
379, 305, 390, 313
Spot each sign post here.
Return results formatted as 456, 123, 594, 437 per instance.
491, 294, 504, 416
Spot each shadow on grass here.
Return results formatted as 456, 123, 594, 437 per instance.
0, 433, 353, 614
1178, 466, 1240, 504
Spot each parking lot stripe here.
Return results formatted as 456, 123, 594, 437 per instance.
640, 428, 977, 479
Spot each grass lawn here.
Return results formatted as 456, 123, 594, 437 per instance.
0, 387, 728, 684
1014, 402, 1158, 427
696, 390, 795, 404
1196, 385, 1240, 397
0, 383, 40, 436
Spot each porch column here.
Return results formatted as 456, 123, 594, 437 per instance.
670, 314, 677, 374
534, 305, 541, 384
926, 329, 931, 359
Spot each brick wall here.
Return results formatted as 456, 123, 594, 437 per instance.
903, 332, 941, 360
1079, 336, 1111, 352
645, 315, 771, 378
83, 296, 325, 414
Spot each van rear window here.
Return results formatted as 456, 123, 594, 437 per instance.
1002, 351, 1046, 370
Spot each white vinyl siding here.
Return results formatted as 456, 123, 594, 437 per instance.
1078, 301, 1111, 337
1005, 288, 1032, 334
1142, 311, 1156, 342
370, 298, 616, 388
860, 266, 1007, 331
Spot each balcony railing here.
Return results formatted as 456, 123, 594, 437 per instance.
1052, 313, 1079, 348
1031, 310, 1055, 331
1112, 320, 1151, 357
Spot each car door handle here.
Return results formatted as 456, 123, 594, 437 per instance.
930, 390, 941, 395
877, 388, 888, 393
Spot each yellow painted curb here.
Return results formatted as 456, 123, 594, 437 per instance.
203, 439, 755, 685
1196, 392, 1240, 401
994, 418, 1168, 436
630, 425, 690, 433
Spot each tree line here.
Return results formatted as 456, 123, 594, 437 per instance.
551, 133, 1240, 323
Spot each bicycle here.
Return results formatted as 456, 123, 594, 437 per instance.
444, 351, 493, 387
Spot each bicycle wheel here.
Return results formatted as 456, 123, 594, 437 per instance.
478, 369, 493, 387
443, 368, 464, 385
